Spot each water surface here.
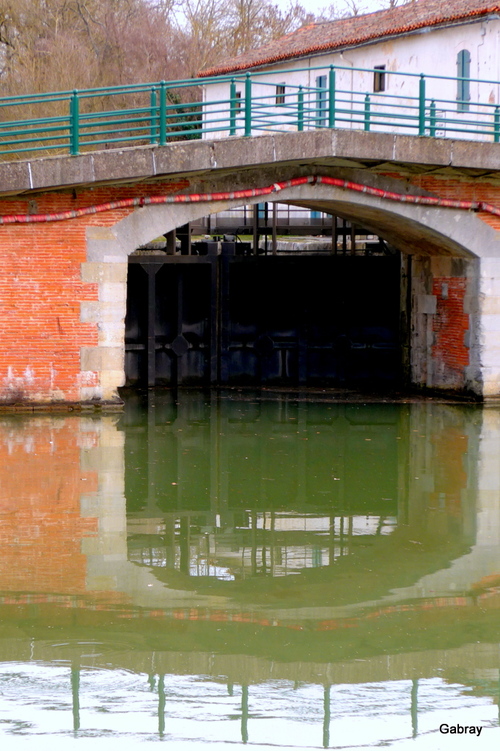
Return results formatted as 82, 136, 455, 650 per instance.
0, 391, 498, 749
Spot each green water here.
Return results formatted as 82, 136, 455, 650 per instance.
0, 391, 498, 749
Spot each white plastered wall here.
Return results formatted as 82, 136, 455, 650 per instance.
203, 18, 500, 140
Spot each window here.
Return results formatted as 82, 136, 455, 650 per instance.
457, 49, 470, 112
257, 202, 267, 219
275, 83, 286, 105
373, 65, 386, 93
316, 75, 327, 127
234, 90, 242, 111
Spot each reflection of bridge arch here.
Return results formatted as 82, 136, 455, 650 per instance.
112, 395, 485, 619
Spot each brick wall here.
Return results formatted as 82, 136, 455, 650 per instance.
432, 276, 470, 380
0, 180, 188, 405
395, 173, 498, 393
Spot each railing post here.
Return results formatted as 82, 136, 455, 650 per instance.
230, 78, 237, 136
159, 80, 167, 146
297, 86, 304, 132
418, 74, 426, 136
70, 90, 79, 156
495, 106, 500, 143
364, 94, 371, 131
328, 66, 336, 129
244, 73, 252, 137
150, 87, 157, 144
429, 100, 436, 138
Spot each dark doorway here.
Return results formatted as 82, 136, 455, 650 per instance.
125, 251, 401, 387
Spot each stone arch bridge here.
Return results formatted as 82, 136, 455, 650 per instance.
2, 129, 500, 406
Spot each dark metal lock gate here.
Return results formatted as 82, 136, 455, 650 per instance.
125, 249, 401, 388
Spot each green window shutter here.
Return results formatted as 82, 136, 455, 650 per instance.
457, 49, 471, 112
316, 75, 327, 127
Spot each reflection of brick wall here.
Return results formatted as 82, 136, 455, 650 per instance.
432, 277, 469, 374
0, 419, 98, 594
430, 427, 468, 516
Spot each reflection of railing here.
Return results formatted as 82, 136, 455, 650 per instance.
1, 65, 500, 158
127, 512, 397, 580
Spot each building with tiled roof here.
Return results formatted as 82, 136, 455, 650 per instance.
199, 0, 500, 142
200, 0, 500, 77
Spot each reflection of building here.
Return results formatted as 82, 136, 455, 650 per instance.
0, 395, 489, 613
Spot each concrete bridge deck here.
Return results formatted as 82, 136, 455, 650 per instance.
2, 129, 500, 196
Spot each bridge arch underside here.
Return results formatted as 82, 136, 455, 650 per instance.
95, 184, 494, 399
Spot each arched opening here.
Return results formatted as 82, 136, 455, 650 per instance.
123, 203, 402, 388
103, 179, 487, 396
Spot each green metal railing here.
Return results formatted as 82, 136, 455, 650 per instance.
0, 64, 499, 159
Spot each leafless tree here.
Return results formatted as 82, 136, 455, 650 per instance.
0, 0, 407, 98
